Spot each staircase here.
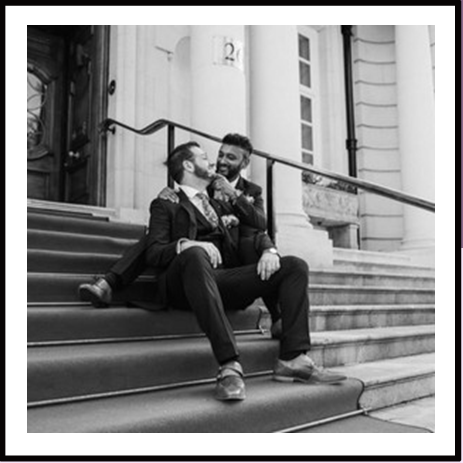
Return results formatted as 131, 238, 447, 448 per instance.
27, 204, 435, 433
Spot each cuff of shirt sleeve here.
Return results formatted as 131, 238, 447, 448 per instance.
177, 238, 190, 254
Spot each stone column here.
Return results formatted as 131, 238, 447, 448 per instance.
249, 26, 333, 267
106, 26, 137, 214
190, 26, 246, 163
106, 26, 159, 224
318, 26, 348, 173
395, 26, 435, 266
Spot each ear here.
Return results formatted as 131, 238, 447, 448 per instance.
241, 156, 250, 169
182, 159, 194, 173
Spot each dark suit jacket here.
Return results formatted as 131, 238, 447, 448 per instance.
145, 188, 262, 271
208, 176, 266, 231
216, 176, 275, 258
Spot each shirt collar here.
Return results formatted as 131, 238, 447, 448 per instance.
229, 176, 241, 189
179, 184, 209, 199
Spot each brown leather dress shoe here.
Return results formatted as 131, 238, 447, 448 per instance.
214, 361, 246, 401
273, 354, 347, 384
78, 278, 112, 308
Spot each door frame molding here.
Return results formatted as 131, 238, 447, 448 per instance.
91, 25, 111, 207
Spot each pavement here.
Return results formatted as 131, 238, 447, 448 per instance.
370, 395, 435, 432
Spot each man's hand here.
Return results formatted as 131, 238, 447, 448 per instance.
212, 175, 240, 203
221, 214, 240, 228
180, 240, 223, 269
158, 187, 179, 203
257, 251, 281, 281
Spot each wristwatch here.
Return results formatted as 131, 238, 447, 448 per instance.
264, 247, 279, 255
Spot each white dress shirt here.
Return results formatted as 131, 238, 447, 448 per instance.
176, 185, 216, 254
178, 185, 212, 218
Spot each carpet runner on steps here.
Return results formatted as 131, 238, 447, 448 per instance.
27, 376, 430, 433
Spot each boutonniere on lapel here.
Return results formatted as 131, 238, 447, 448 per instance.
221, 214, 240, 229
243, 194, 255, 204
213, 190, 226, 202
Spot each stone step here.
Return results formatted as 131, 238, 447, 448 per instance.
309, 325, 434, 368
27, 325, 434, 403
27, 273, 157, 304
331, 353, 435, 410
28, 199, 118, 219
28, 249, 435, 290
28, 304, 435, 343
333, 259, 435, 277
309, 304, 435, 332
27, 304, 263, 343
369, 395, 435, 432
310, 268, 434, 288
333, 248, 435, 276
28, 208, 144, 238
334, 248, 430, 267
309, 285, 434, 306
27, 273, 435, 305
28, 229, 137, 254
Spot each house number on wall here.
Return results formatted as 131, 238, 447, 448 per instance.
213, 37, 244, 71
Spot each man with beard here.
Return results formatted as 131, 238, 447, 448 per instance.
144, 141, 345, 401
79, 133, 282, 335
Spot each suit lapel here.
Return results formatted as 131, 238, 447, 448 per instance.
235, 176, 245, 193
175, 190, 198, 239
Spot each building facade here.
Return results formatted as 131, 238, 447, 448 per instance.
27, 25, 435, 267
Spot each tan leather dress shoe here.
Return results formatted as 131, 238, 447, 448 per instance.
78, 278, 112, 308
273, 353, 347, 384
214, 361, 246, 401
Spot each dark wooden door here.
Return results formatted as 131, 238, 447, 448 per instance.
64, 26, 109, 205
27, 25, 109, 205
27, 27, 65, 201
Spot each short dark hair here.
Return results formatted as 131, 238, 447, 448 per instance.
221, 133, 253, 160
167, 141, 200, 183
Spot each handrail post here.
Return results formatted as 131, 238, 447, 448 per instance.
167, 124, 175, 188
341, 25, 358, 178
266, 159, 276, 242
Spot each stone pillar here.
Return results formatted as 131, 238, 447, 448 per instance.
106, 26, 159, 224
249, 26, 333, 267
318, 26, 348, 173
395, 26, 435, 266
106, 26, 137, 213
190, 26, 246, 163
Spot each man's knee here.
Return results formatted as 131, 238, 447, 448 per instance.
280, 255, 309, 275
178, 246, 211, 267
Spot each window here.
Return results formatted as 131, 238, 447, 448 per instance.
27, 71, 47, 153
298, 30, 316, 166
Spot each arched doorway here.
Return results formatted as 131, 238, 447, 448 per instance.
27, 25, 110, 205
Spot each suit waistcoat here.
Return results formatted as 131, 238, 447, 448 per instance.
193, 206, 240, 268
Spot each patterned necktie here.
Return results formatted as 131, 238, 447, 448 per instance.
196, 192, 219, 228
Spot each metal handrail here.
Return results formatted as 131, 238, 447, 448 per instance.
101, 117, 435, 214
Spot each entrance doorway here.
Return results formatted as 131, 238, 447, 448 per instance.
27, 25, 110, 205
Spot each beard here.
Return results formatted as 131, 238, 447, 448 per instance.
193, 163, 215, 183
216, 163, 241, 181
